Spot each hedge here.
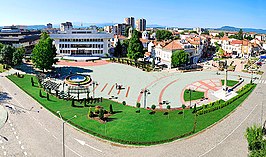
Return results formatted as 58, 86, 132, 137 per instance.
196, 84, 256, 115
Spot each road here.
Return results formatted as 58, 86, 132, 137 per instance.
0, 66, 265, 157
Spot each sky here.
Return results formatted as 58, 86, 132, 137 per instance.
1, 0, 266, 29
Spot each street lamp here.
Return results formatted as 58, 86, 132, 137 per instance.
90, 81, 98, 99
140, 89, 151, 109
57, 111, 77, 157
186, 88, 195, 108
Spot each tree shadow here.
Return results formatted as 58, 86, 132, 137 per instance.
0, 92, 12, 102
113, 111, 122, 114
105, 117, 118, 122
14, 63, 36, 74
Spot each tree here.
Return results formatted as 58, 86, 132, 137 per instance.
136, 102, 141, 113
219, 32, 225, 38
88, 107, 94, 118
127, 30, 144, 60
151, 104, 156, 111
98, 108, 104, 120
182, 104, 186, 118
214, 42, 221, 52
156, 30, 173, 41
171, 50, 188, 68
151, 105, 156, 114
0, 45, 15, 65
238, 29, 243, 40
114, 39, 123, 58
32, 32, 57, 72
109, 104, 113, 114
217, 47, 224, 58
125, 26, 131, 37
12, 47, 25, 66
245, 35, 253, 41
167, 105, 171, 119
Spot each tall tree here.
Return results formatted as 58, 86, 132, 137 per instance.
0, 45, 15, 65
32, 32, 57, 72
171, 50, 188, 68
127, 30, 144, 60
114, 39, 123, 57
156, 30, 173, 41
238, 29, 243, 40
124, 26, 131, 37
12, 47, 25, 66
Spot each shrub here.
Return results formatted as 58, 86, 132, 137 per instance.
109, 104, 114, 114
122, 101, 126, 106
99, 108, 104, 120
151, 105, 156, 110
136, 102, 141, 108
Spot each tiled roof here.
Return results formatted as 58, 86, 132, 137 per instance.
231, 40, 243, 45
221, 36, 229, 41
163, 40, 183, 50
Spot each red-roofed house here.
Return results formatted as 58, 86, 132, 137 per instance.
153, 40, 203, 68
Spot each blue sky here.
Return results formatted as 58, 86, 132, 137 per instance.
1, 0, 266, 29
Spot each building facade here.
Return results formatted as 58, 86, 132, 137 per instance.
124, 17, 135, 28
113, 23, 129, 36
60, 22, 73, 32
136, 18, 146, 32
0, 26, 40, 54
47, 23, 53, 29
50, 27, 112, 57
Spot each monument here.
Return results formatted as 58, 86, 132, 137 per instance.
213, 60, 238, 101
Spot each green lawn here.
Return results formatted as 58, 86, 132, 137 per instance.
8, 74, 255, 145
221, 80, 239, 87
184, 90, 205, 101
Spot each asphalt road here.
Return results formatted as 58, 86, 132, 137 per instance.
0, 66, 265, 157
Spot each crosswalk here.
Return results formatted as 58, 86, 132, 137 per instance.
256, 80, 266, 84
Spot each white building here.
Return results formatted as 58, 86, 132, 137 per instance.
154, 40, 202, 68
60, 22, 73, 32
50, 27, 112, 57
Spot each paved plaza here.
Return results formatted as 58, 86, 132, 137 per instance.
0, 62, 265, 157
50, 61, 260, 109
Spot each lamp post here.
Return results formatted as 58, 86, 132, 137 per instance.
57, 111, 77, 157
90, 81, 98, 99
140, 89, 150, 109
251, 70, 254, 84
187, 88, 195, 108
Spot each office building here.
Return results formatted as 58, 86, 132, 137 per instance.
0, 26, 40, 54
124, 17, 135, 28
50, 26, 112, 57
60, 22, 73, 32
136, 18, 146, 32
47, 23, 53, 29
